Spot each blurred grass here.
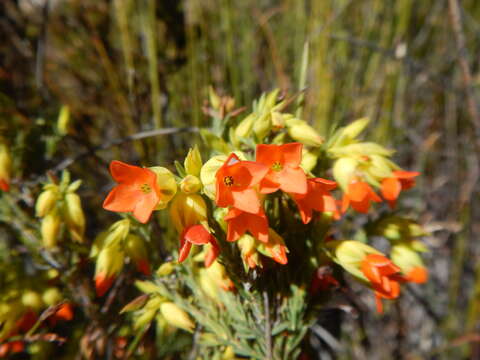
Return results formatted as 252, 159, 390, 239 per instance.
1, 0, 480, 358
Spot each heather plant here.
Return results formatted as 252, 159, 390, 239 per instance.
0, 88, 428, 359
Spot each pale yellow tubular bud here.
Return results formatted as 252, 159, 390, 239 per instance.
391, 244, 423, 274
326, 240, 382, 280
209, 86, 222, 110
64, 192, 85, 242
199, 268, 220, 301
200, 155, 228, 199
21, 290, 44, 310
332, 157, 359, 190
235, 113, 256, 139
103, 219, 130, 248
180, 175, 202, 194
341, 117, 370, 140
134, 280, 161, 294
237, 234, 261, 269
253, 112, 272, 141
263, 88, 280, 110
144, 296, 164, 310
36, 187, 59, 217
329, 142, 394, 158
67, 179, 82, 193
222, 346, 236, 359
42, 287, 63, 306
41, 210, 62, 249
205, 261, 233, 291
184, 146, 203, 176
169, 193, 207, 232
270, 111, 286, 129
134, 308, 157, 330
148, 167, 177, 209
159, 302, 194, 332
300, 148, 318, 173
90, 231, 108, 258
286, 119, 323, 147
57, 105, 71, 135
156, 262, 175, 276
0, 143, 12, 186
95, 245, 125, 278
367, 155, 394, 180
124, 234, 148, 264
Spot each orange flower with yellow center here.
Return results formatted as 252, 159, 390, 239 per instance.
256, 143, 307, 195
341, 180, 382, 214
178, 224, 219, 268
293, 178, 338, 224
215, 153, 268, 214
381, 170, 420, 208
224, 207, 269, 243
361, 254, 403, 313
103, 161, 160, 223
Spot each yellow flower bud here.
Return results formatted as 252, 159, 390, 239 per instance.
329, 142, 393, 158
36, 186, 59, 217
102, 219, 130, 248
253, 112, 272, 141
148, 166, 177, 209
42, 287, 63, 306
64, 192, 85, 242
341, 117, 370, 140
208, 86, 221, 110
391, 243, 424, 274
326, 240, 382, 280
0, 143, 12, 191
199, 268, 220, 301
286, 119, 323, 146
135, 280, 161, 294
300, 148, 318, 173
124, 234, 149, 274
332, 157, 358, 190
271, 111, 286, 129
159, 302, 194, 332
184, 146, 202, 176
41, 210, 62, 249
134, 308, 157, 330
156, 262, 175, 276
95, 245, 125, 278
169, 193, 207, 232
235, 113, 256, 139
21, 290, 44, 310
237, 234, 261, 269
180, 175, 202, 194
57, 105, 71, 135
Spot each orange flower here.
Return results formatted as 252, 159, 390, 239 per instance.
256, 143, 307, 195
49, 303, 74, 326
404, 266, 428, 284
341, 180, 382, 214
95, 272, 116, 297
224, 207, 269, 243
361, 254, 403, 313
178, 224, 219, 267
215, 153, 268, 213
381, 171, 420, 208
0, 180, 8, 192
293, 178, 338, 224
103, 161, 160, 223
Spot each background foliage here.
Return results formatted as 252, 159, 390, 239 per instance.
1, 0, 480, 358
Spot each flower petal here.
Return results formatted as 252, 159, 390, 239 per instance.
278, 167, 307, 195
256, 144, 282, 167
182, 224, 212, 245
110, 160, 150, 184
381, 177, 401, 202
103, 184, 139, 212
132, 191, 159, 223
231, 188, 261, 213
279, 142, 303, 167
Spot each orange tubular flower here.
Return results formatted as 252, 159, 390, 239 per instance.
103, 161, 160, 223
361, 254, 403, 313
95, 273, 116, 297
293, 178, 338, 224
341, 180, 382, 214
256, 143, 307, 195
178, 224, 219, 267
404, 266, 428, 284
215, 153, 268, 214
381, 171, 420, 208
224, 207, 269, 243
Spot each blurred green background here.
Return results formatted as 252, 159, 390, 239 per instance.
1, 0, 480, 358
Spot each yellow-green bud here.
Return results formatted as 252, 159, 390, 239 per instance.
159, 302, 195, 332
22, 290, 44, 310
332, 157, 358, 190
391, 244, 424, 274
41, 210, 62, 249
341, 117, 370, 139
169, 193, 207, 232
156, 262, 175, 276
135, 280, 161, 294
184, 146, 202, 176
300, 148, 318, 173
102, 219, 130, 248
253, 112, 272, 141
286, 119, 323, 146
36, 187, 59, 218
57, 105, 71, 135
148, 166, 177, 209
64, 192, 85, 242
42, 287, 63, 306
95, 245, 125, 278
134, 308, 157, 330
0, 143, 12, 189
125, 234, 148, 262
235, 113, 256, 139
180, 175, 202, 194
209, 86, 222, 110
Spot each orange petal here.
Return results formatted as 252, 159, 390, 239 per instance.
110, 160, 149, 183
132, 191, 159, 223
279, 167, 307, 195
256, 144, 282, 167
215, 181, 234, 208
136, 259, 151, 276
280, 142, 303, 167
312, 177, 337, 190
406, 267, 428, 283
241, 161, 269, 186
375, 294, 384, 314
259, 175, 281, 194
178, 238, 192, 263
231, 188, 261, 214
350, 198, 371, 213
182, 224, 212, 245
393, 170, 420, 179
293, 197, 312, 224
103, 184, 139, 212
347, 182, 369, 202
381, 177, 401, 202
0, 179, 9, 192
205, 237, 220, 268
95, 272, 115, 297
